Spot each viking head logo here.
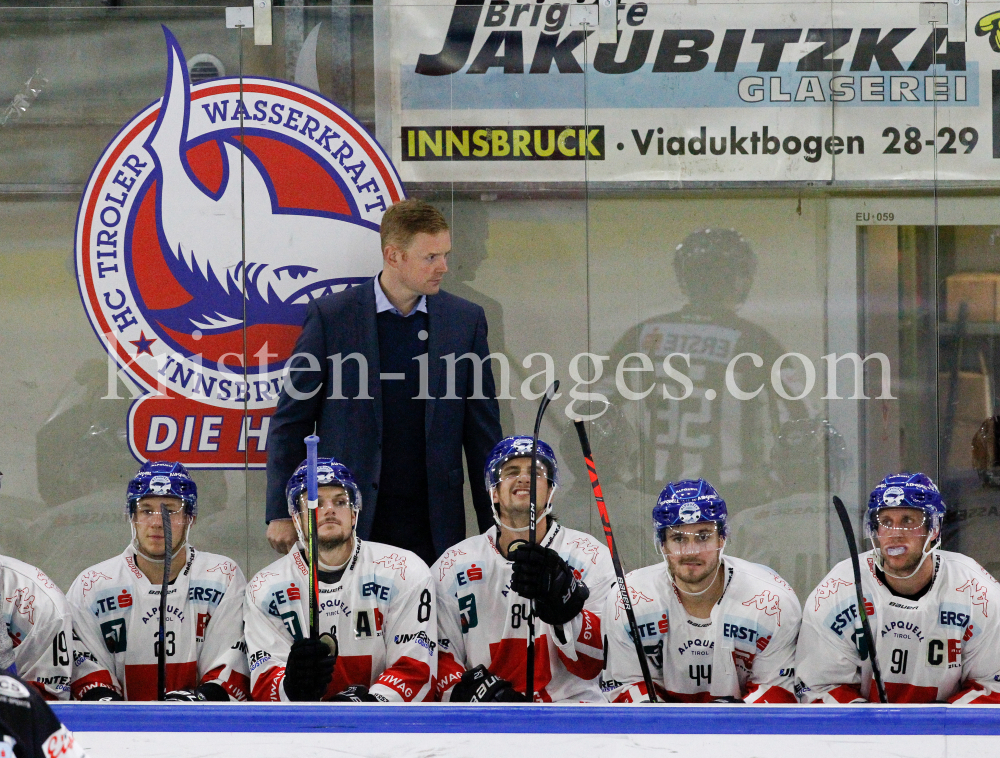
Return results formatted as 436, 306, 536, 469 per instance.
148, 475, 173, 496
881, 486, 905, 506
76, 26, 403, 467
678, 504, 702, 524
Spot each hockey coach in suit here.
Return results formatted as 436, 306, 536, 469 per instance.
265, 199, 503, 566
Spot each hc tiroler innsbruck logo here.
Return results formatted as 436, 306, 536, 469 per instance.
75, 27, 404, 468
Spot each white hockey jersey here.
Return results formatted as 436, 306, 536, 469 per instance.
433, 522, 616, 702
68, 546, 249, 701
1, 555, 74, 700
602, 556, 801, 703
796, 550, 1000, 704
244, 539, 436, 702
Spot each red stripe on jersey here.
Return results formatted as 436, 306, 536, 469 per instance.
810, 684, 863, 704
744, 683, 797, 703
375, 655, 432, 702
871, 682, 938, 704
326, 654, 373, 699
555, 641, 603, 682
611, 681, 670, 703
124, 661, 198, 700
949, 683, 1000, 704
661, 690, 716, 703
576, 610, 601, 649
488, 636, 552, 696
201, 665, 249, 701
25, 681, 55, 701
71, 670, 118, 700
251, 666, 284, 702
436, 651, 465, 700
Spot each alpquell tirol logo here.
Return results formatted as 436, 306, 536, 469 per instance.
75, 27, 404, 468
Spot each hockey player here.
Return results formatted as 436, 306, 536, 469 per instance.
797, 472, 1000, 704
244, 457, 436, 702
1, 468, 74, 701
68, 461, 249, 701
1, 555, 73, 701
0, 673, 88, 758
597, 229, 809, 517
602, 479, 801, 703
434, 436, 615, 702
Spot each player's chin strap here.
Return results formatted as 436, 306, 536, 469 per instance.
291, 508, 359, 565
874, 530, 941, 581
130, 520, 191, 565
662, 544, 727, 597
490, 485, 557, 533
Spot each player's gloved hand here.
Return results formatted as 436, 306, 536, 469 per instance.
164, 690, 200, 702
80, 686, 124, 702
329, 684, 380, 702
450, 664, 526, 703
510, 543, 590, 625
165, 683, 231, 702
283, 637, 336, 701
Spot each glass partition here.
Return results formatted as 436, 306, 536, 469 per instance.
0, 0, 997, 615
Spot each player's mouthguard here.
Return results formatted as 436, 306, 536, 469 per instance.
886, 546, 906, 556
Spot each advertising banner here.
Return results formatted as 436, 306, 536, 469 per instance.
387, 0, 1000, 182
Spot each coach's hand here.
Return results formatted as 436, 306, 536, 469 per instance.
510, 543, 589, 625
267, 518, 298, 554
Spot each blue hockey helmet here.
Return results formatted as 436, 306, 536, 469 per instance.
286, 457, 362, 517
653, 479, 729, 545
126, 461, 198, 517
484, 436, 559, 491
865, 472, 945, 541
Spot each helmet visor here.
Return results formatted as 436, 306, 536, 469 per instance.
874, 508, 928, 533
659, 524, 724, 556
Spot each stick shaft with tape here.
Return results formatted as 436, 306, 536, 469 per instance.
157, 506, 173, 701
832, 496, 887, 703
525, 380, 559, 703
305, 434, 320, 640
574, 419, 658, 702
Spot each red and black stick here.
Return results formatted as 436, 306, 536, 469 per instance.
574, 419, 658, 703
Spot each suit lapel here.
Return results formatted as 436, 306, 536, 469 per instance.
425, 293, 445, 436
356, 278, 382, 439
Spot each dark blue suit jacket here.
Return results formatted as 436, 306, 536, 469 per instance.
265, 278, 503, 557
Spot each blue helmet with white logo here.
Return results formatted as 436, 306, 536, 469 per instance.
865, 472, 945, 541
484, 436, 559, 491
653, 479, 729, 546
126, 461, 198, 517
286, 457, 362, 517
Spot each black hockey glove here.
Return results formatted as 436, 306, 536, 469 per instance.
164, 683, 231, 702
283, 637, 337, 701
510, 543, 590, 625
450, 665, 526, 703
329, 684, 381, 702
80, 686, 124, 702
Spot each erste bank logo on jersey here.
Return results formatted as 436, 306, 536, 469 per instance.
75, 27, 403, 468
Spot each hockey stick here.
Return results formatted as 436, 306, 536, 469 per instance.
832, 496, 887, 703
573, 419, 658, 703
524, 380, 559, 702
305, 434, 321, 641
157, 504, 173, 701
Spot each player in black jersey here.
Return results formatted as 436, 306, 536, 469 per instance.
0, 674, 87, 758
599, 229, 809, 517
